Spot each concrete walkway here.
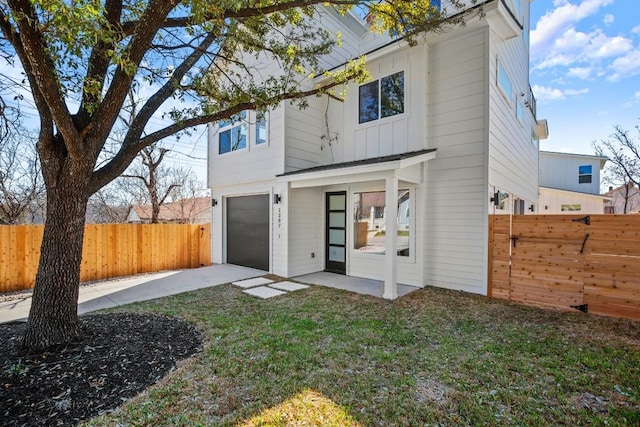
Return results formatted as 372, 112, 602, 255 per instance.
0, 264, 265, 324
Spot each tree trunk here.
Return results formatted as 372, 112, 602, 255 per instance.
22, 170, 91, 353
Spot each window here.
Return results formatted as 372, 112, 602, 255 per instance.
359, 71, 405, 124
497, 61, 512, 104
531, 130, 538, 148
561, 204, 582, 212
516, 100, 524, 124
219, 111, 247, 155
256, 112, 267, 145
353, 190, 410, 257
218, 111, 267, 154
579, 165, 592, 184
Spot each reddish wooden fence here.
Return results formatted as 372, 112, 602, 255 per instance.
0, 223, 211, 293
488, 214, 640, 320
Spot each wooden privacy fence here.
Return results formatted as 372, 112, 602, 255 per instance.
0, 223, 211, 293
488, 214, 640, 320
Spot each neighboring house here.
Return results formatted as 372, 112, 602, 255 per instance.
207, 0, 547, 298
538, 151, 609, 214
604, 184, 640, 214
127, 197, 212, 224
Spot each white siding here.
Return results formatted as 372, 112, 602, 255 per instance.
487, 0, 538, 204
539, 152, 603, 195
287, 187, 324, 276
425, 27, 488, 295
208, 105, 286, 188
284, 97, 326, 173
539, 187, 606, 214
324, 46, 427, 165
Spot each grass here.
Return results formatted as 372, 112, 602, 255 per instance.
84, 284, 640, 426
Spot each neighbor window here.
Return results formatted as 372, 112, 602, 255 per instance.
353, 190, 410, 257
497, 61, 512, 104
359, 71, 405, 124
578, 165, 592, 184
561, 204, 582, 212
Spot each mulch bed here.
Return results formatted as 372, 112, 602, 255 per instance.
0, 313, 202, 426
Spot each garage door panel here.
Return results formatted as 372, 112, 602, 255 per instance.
227, 195, 269, 271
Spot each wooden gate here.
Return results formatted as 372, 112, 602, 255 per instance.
488, 215, 640, 320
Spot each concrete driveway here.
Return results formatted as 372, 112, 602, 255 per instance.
0, 264, 265, 324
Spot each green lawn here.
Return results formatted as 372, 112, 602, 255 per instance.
85, 284, 639, 426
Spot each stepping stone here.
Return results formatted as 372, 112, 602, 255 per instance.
232, 277, 274, 289
269, 281, 309, 292
243, 286, 287, 299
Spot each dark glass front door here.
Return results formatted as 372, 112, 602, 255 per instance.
325, 191, 347, 274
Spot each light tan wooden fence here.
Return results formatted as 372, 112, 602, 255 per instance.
488, 215, 640, 320
0, 223, 211, 293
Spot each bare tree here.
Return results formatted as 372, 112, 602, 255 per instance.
121, 146, 192, 223
0, 132, 44, 224
595, 123, 640, 213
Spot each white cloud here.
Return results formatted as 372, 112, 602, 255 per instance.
633, 25, 640, 35
531, 0, 614, 62
603, 14, 614, 25
532, 84, 589, 103
567, 66, 592, 79
608, 49, 640, 81
534, 27, 633, 71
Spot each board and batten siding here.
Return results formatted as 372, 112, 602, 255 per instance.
487, 1, 538, 205
321, 46, 427, 165
425, 27, 489, 294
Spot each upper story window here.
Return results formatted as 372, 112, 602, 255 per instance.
497, 61, 512, 105
516, 99, 524, 124
218, 111, 268, 154
359, 71, 405, 124
256, 112, 267, 145
578, 165, 593, 184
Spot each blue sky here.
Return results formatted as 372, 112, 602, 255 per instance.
530, 0, 639, 155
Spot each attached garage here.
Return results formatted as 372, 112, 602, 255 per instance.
226, 194, 270, 271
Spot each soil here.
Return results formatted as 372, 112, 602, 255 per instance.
0, 312, 202, 426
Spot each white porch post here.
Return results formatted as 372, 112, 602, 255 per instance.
384, 177, 398, 299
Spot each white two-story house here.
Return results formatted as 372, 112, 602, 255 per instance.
538, 151, 609, 214
207, 0, 548, 298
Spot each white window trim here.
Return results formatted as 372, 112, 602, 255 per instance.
357, 69, 407, 126
497, 58, 513, 106
216, 110, 270, 155
350, 186, 416, 263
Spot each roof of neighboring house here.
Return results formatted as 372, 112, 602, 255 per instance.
130, 197, 211, 222
539, 151, 608, 169
539, 186, 611, 200
604, 183, 640, 197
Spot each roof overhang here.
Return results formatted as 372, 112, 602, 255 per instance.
539, 186, 612, 201
484, 0, 522, 40
277, 149, 436, 188
536, 119, 549, 140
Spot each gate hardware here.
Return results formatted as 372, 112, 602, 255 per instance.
570, 304, 588, 313
509, 236, 519, 247
572, 215, 591, 225
580, 233, 590, 254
